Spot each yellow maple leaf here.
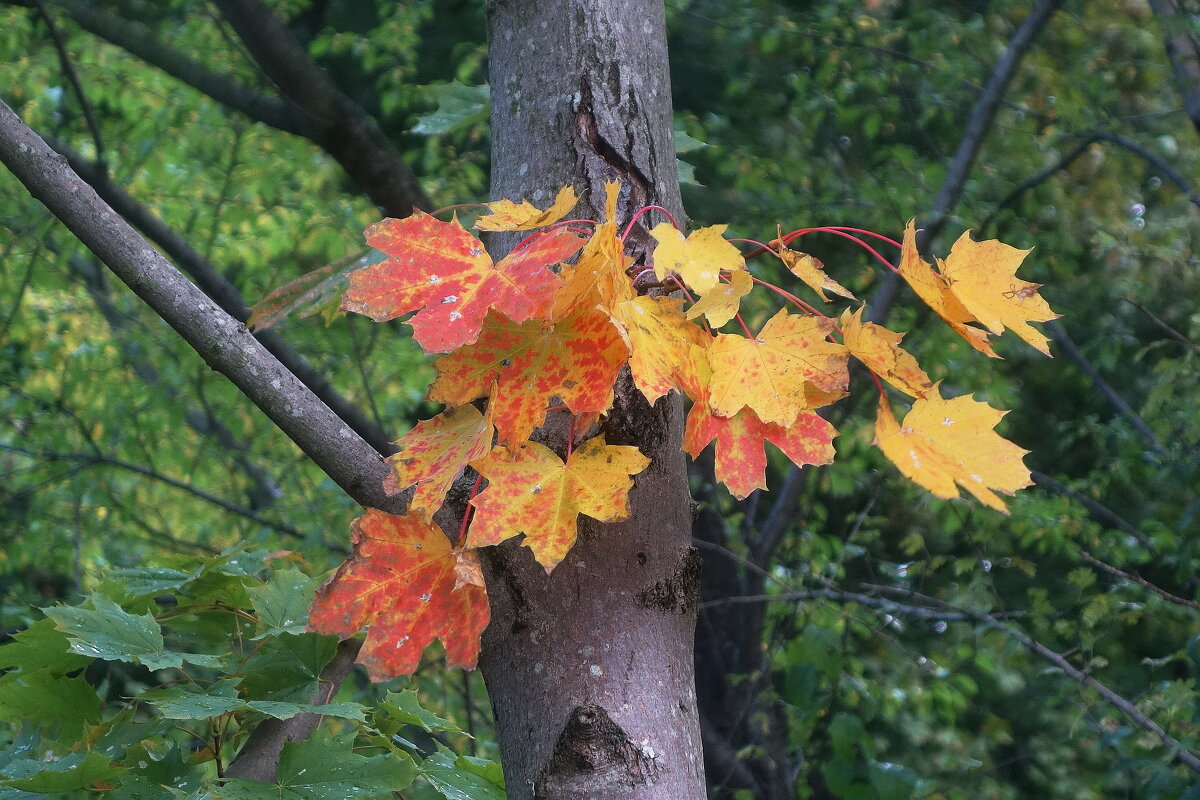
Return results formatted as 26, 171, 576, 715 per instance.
874, 389, 1032, 513
603, 179, 620, 222
383, 404, 494, 523
611, 296, 710, 404
938, 231, 1060, 356
475, 185, 578, 232
777, 242, 856, 302
707, 309, 848, 427
649, 223, 746, 295
467, 436, 650, 572
897, 220, 998, 358
839, 307, 934, 399
685, 268, 754, 327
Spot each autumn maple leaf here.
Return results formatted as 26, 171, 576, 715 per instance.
776, 241, 855, 303
707, 309, 849, 426
937, 229, 1060, 356
342, 211, 583, 353
685, 269, 754, 327
680, 345, 836, 498
874, 389, 1032, 513
839, 307, 934, 399
467, 436, 650, 572
429, 308, 629, 446
610, 296, 710, 405
308, 510, 490, 680
650, 223, 746, 295
475, 185, 578, 232
384, 404, 494, 522
552, 219, 635, 320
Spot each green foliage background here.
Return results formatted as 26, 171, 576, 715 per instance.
1, 1, 1198, 798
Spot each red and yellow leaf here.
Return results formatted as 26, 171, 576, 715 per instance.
897, 220, 998, 358
342, 212, 582, 353
610, 296, 710, 405
384, 405, 494, 522
467, 436, 650, 571
938, 230, 1060, 356
429, 309, 628, 446
777, 244, 855, 302
308, 510, 490, 680
685, 268, 754, 327
874, 389, 1032, 513
649, 223, 746, 295
839, 307, 934, 399
475, 185, 578, 232
551, 220, 635, 320
707, 309, 848, 426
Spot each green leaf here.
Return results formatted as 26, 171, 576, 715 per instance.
246, 700, 366, 722
0, 669, 101, 737
420, 751, 505, 800
247, 566, 322, 639
139, 679, 244, 719
240, 633, 337, 703
43, 594, 220, 670
97, 567, 202, 601
0, 750, 124, 793
381, 689, 459, 734
214, 730, 417, 800
0, 618, 90, 674
413, 82, 490, 135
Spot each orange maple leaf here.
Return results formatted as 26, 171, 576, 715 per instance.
683, 347, 836, 498
938, 230, 1060, 356
475, 185, 578, 232
610, 296, 710, 405
342, 212, 583, 353
649, 223, 746, 295
551, 220, 635, 320
384, 404, 494, 522
467, 436, 650, 572
707, 309, 848, 426
429, 309, 629, 446
839, 307, 934, 399
874, 389, 1032, 513
308, 510, 490, 680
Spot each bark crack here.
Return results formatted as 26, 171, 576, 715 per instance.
535, 704, 662, 798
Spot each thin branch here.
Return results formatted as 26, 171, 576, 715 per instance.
1090, 129, 1200, 208
1149, 0, 1200, 136
32, 0, 104, 164
1047, 319, 1168, 455
0, 97, 405, 517
49, 138, 396, 456
1123, 295, 1200, 355
15, 0, 318, 137
1077, 548, 1200, 611
979, 136, 1098, 232
701, 587, 1024, 621
1031, 470, 1153, 547
868, 0, 1063, 324
0, 444, 308, 541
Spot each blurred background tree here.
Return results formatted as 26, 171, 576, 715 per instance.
1, 1, 1197, 798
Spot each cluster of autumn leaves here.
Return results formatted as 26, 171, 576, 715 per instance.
306, 181, 1058, 680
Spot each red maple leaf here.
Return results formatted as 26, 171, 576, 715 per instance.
308, 510, 490, 680
341, 212, 584, 353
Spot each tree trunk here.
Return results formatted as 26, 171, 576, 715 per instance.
479, 2, 706, 799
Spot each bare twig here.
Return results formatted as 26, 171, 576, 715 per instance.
1077, 549, 1200, 611
1124, 295, 1200, 355
869, 0, 1064, 324
32, 0, 104, 164
1031, 470, 1153, 547
1047, 319, 1168, 455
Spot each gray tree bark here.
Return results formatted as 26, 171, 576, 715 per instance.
480, 2, 706, 799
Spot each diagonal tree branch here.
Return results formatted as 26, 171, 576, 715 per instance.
1149, 0, 1200, 136
52, 140, 396, 456
0, 97, 404, 517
